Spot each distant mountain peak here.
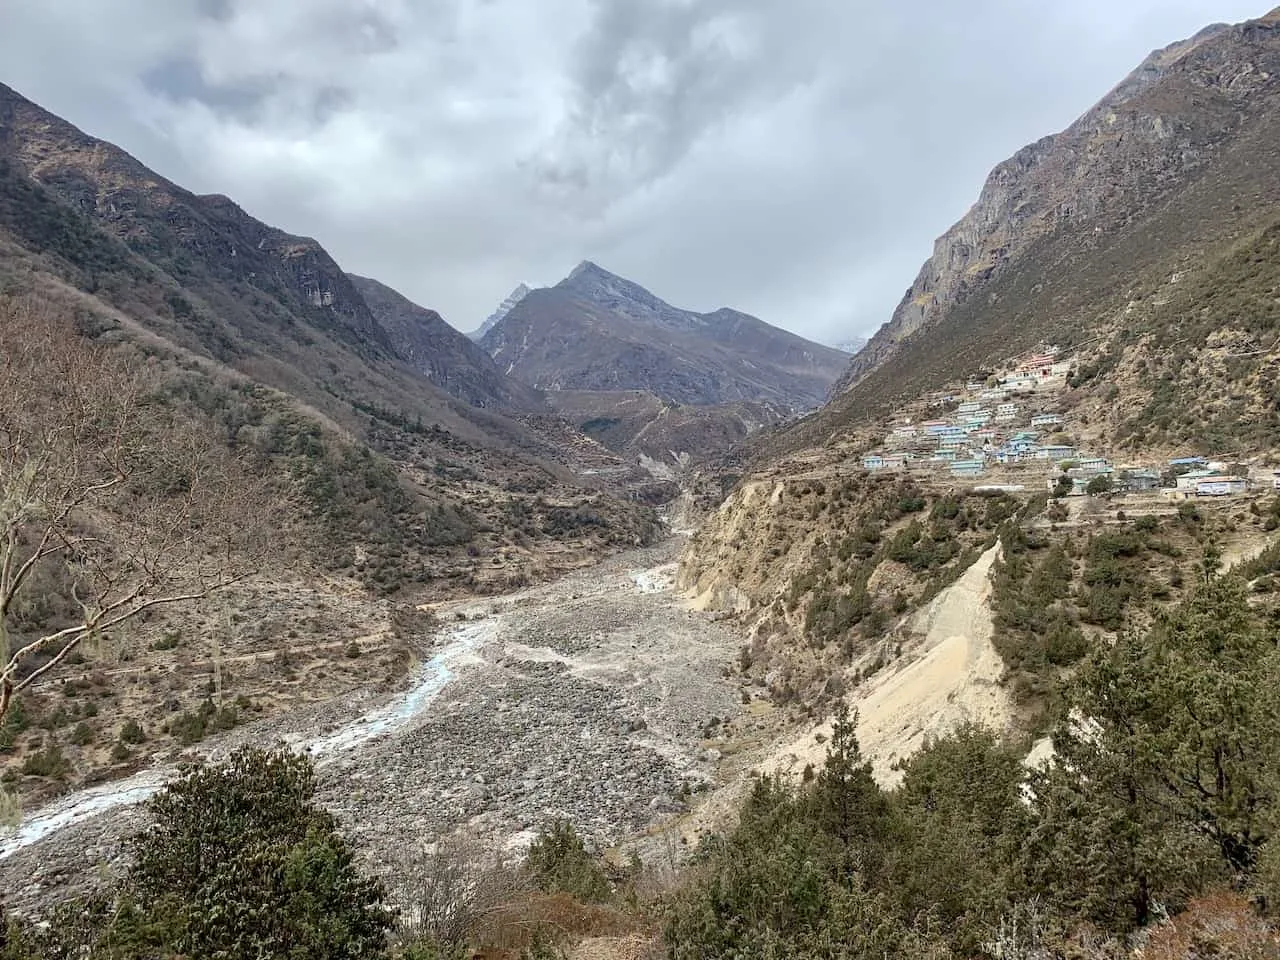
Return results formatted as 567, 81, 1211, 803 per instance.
567, 259, 610, 281
554, 260, 703, 333
470, 283, 532, 341
479, 263, 850, 408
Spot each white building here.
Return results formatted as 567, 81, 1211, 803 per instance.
1196, 476, 1250, 497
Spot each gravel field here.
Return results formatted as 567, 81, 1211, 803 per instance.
1, 537, 747, 914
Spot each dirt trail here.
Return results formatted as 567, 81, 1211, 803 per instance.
764, 544, 1012, 787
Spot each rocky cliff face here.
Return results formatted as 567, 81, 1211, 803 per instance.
481, 261, 850, 409
833, 10, 1280, 395
0, 82, 389, 354
470, 282, 531, 341
349, 274, 546, 411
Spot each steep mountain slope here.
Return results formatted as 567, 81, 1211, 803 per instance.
348, 274, 545, 412
778, 9, 1280, 455
481, 261, 849, 409
470, 282, 530, 341
0, 81, 659, 593
0, 81, 663, 807
0, 85, 390, 360
826, 9, 1280, 416
680, 7, 1280, 755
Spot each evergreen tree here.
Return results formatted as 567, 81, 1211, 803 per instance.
1025, 575, 1277, 928
805, 703, 890, 880
890, 724, 1029, 952
123, 747, 393, 958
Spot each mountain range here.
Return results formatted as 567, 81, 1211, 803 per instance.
479, 260, 850, 409
0, 79, 661, 598
7, 8, 1280, 951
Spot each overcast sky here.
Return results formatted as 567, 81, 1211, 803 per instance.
0, 1, 1268, 342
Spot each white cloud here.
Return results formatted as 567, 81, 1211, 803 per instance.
0, 0, 1268, 341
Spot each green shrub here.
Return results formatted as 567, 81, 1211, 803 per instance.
99, 747, 395, 958
119, 719, 146, 744
151, 630, 182, 651
1086, 474, 1114, 496
21, 738, 70, 780
168, 699, 240, 745
524, 821, 611, 903
0, 698, 29, 753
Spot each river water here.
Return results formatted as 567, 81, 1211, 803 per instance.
0, 618, 497, 860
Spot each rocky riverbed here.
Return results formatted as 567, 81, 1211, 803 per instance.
0, 539, 746, 914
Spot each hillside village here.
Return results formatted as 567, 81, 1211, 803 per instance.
858, 346, 1276, 499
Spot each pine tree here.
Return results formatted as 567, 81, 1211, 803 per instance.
806, 703, 890, 880
1025, 575, 1278, 928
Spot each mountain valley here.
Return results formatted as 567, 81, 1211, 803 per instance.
4, 6, 1280, 959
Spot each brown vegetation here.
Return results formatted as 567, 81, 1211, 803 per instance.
0, 295, 272, 724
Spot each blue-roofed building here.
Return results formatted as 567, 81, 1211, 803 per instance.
1075, 457, 1113, 476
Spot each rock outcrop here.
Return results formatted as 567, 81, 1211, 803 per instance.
833, 10, 1280, 395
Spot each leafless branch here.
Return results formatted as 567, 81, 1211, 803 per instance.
0, 294, 273, 724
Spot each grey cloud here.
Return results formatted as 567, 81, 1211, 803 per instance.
195, 0, 234, 22
542, 0, 820, 195
0, 0, 1270, 344
141, 57, 270, 119
143, 56, 355, 126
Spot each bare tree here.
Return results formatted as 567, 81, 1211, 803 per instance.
393, 834, 524, 950
0, 295, 269, 723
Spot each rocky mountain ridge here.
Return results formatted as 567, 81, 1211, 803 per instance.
0, 83, 391, 357
348, 274, 545, 412
481, 260, 850, 409
0, 79, 662, 590
469, 282, 530, 341
832, 7, 1280, 397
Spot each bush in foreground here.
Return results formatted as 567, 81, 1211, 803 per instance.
4, 746, 394, 959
